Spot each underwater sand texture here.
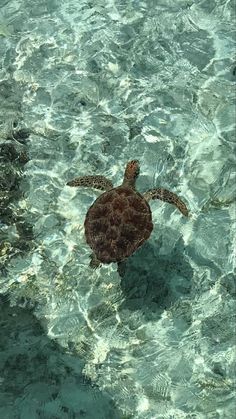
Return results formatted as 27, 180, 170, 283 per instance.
1, 0, 235, 418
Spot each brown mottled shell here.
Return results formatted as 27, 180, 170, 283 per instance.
84, 186, 153, 263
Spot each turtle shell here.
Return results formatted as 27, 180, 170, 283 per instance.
84, 186, 153, 263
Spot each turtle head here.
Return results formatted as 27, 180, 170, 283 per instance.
123, 160, 140, 188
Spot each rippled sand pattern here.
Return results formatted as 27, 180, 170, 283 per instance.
0, 0, 235, 418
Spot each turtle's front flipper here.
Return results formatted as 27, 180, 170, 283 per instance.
67, 175, 113, 191
143, 188, 189, 216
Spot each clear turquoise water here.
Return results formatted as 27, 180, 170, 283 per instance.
0, 0, 235, 418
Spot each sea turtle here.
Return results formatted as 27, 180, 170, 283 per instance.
67, 160, 188, 272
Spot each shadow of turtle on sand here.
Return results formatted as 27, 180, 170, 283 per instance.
119, 235, 193, 316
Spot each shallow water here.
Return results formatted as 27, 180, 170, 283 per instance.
0, 0, 235, 418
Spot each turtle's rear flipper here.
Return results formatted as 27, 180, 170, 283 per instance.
117, 260, 127, 278
89, 253, 101, 269
67, 175, 113, 191
143, 188, 189, 216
